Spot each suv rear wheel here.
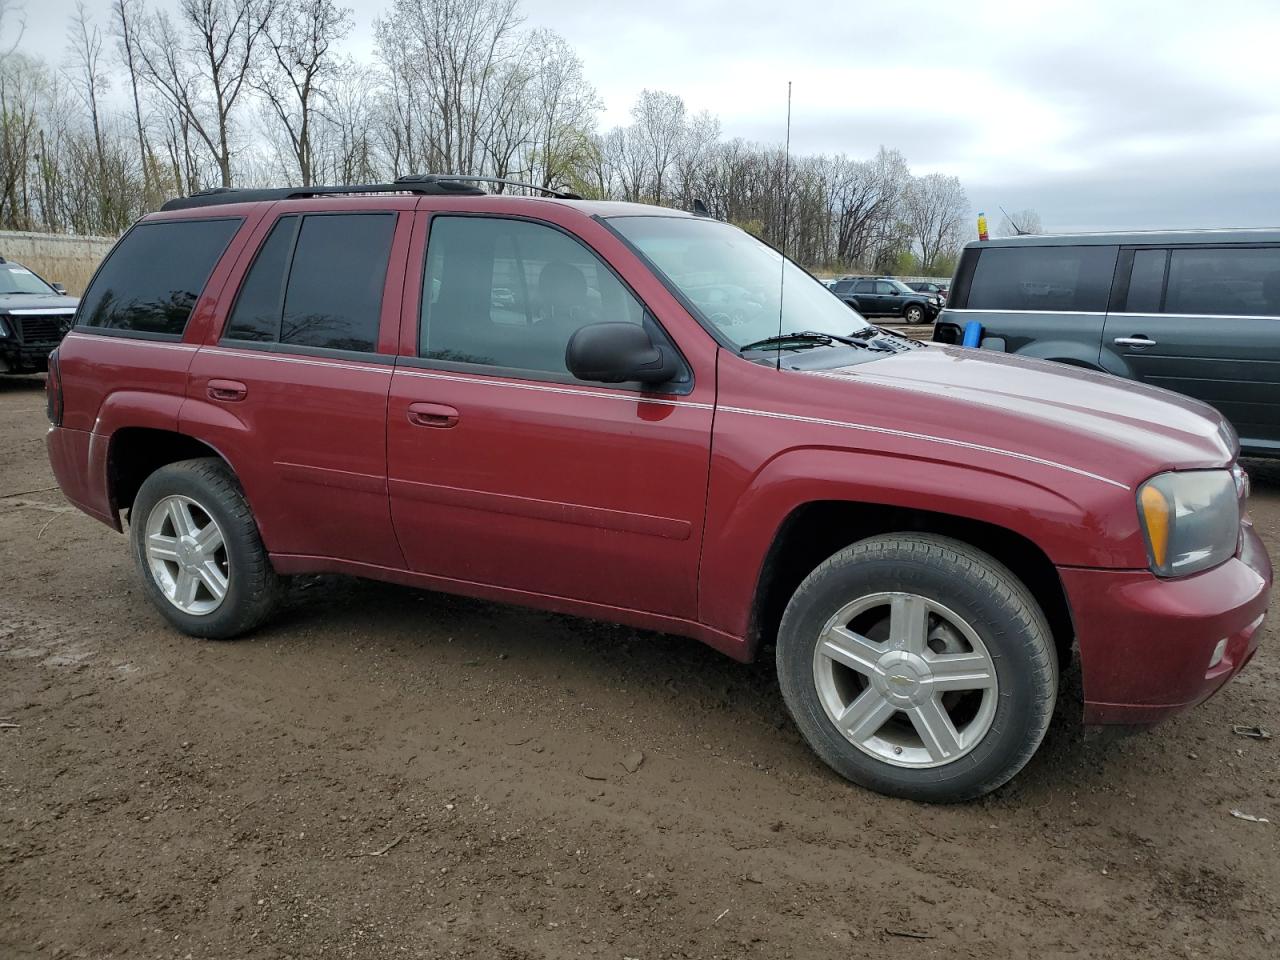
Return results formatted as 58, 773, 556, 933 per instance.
776, 534, 1057, 802
130, 457, 281, 639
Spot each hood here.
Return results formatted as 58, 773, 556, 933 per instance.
0, 293, 80, 313
820, 344, 1234, 477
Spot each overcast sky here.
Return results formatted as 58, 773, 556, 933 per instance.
10, 0, 1280, 232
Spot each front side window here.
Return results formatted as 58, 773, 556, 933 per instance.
224, 213, 395, 352
1164, 247, 1280, 317
79, 218, 241, 336
875, 281, 897, 295
420, 216, 646, 375
966, 245, 1118, 312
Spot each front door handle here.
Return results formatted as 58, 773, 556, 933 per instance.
207, 379, 248, 402
1113, 336, 1157, 347
407, 401, 460, 428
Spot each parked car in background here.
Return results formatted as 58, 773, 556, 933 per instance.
933, 231, 1280, 458
830, 276, 941, 323
45, 179, 1270, 802
906, 280, 948, 303
0, 257, 77, 375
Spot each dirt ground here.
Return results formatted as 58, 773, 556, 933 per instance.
1, 374, 1277, 960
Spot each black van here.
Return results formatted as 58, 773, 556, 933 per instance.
934, 231, 1280, 457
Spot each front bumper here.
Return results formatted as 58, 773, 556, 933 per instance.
0, 339, 56, 374
1062, 521, 1271, 725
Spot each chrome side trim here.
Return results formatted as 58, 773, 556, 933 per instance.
394, 367, 715, 409
200, 345, 392, 375
64, 332, 195, 351
717, 405, 1130, 490
941, 308, 1107, 317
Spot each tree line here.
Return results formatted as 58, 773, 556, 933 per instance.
0, 0, 971, 274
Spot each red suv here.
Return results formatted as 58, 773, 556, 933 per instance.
46, 176, 1272, 802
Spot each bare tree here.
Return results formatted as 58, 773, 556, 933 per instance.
521, 29, 598, 190
998, 207, 1043, 236
138, 0, 274, 188
110, 0, 156, 203
64, 3, 110, 221
254, 0, 350, 186
630, 89, 685, 204
904, 172, 968, 273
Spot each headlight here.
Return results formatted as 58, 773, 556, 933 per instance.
1137, 470, 1240, 577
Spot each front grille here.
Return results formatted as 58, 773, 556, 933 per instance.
13, 315, 67, 344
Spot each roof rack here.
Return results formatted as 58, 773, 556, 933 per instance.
160, 173, 581, 212
396, 174, 582, 200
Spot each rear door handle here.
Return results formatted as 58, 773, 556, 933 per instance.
407, 401, 460, 428
207, 379, 248, 402
1113, 336, 1157, 347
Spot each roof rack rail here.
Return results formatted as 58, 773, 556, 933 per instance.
160, 173, 583, 212
396, 173, 582, 200
159, 178, 486, 212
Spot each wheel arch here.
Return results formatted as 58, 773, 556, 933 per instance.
106, 427, 240, 521
746, 500, 1075, 675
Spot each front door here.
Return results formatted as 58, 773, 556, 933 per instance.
185, 202, 412, 567
1102, 245, 1280, 454
386, 212, 714, 618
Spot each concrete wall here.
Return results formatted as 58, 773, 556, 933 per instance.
1, 231, 117, 297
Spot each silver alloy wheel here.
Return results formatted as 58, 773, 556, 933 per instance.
144, 494, 229, 616
905, 305, 924, 322
812, 592, 998, 768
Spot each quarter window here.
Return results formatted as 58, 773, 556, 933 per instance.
420, 216, 646, 376
1125, 249, 1168, 313
966, 245, 1118, 312
1164, 247, 1280, 317
79, 218, 241, 336
224, 213, 395, 353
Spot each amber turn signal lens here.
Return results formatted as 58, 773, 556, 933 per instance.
1139, 484, 1171, 569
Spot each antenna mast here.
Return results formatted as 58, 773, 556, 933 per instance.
776, 81, 792, 371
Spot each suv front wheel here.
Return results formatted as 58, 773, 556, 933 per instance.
776, 534, 1057, 802
903, 303, 926, 323
130, 458, 281, 639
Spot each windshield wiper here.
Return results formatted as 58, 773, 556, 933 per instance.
739, 330, 870, 353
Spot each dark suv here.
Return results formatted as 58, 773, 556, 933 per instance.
44, 178, 1270, 802
0, 257, 77, 375
934, 231, 1280, 457
830, 276, 940, 323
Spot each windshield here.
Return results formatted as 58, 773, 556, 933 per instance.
608, 216, 872, 348
0, 261, 56, 295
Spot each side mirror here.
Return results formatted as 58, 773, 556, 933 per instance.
566, 322, 679, 385
51, 282, 67, 295
888, 289, 899, 296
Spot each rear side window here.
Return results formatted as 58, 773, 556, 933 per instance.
79, 218, 241, 336
224, 213, 396, 353
1164, 247, 1280, 317
966, 245, 1118, 312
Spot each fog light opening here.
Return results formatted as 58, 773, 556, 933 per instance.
1209, 638, 1228, 669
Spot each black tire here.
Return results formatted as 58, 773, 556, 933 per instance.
776, 534, 1057, 802
129, 457, 281, 639
903, 303, 926, 323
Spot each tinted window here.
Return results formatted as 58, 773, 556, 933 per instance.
874, 281, 896, 295
853, 281, 874, 293
832, 280, 854, 294
1125, 249, 1167, 313
421, 216, 645, 375
1164, 247, 1280, 317
79, 218, 241, 336
966, 245, 1118, 312
282, 214, 395, 352
224, 217, 300, 343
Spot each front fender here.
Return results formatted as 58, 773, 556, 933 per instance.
698, 445, 1140, 642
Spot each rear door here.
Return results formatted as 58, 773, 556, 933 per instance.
184, 201, 413, 567
386, 209, 715, 618
1102, 244, 1280, 454
852, 280, 879, 313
